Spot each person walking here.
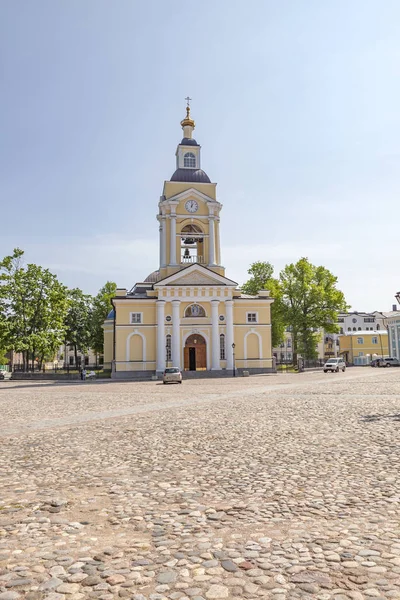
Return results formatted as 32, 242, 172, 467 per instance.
82, 368, 87, 381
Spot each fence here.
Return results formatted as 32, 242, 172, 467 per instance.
12, 363, 104, 374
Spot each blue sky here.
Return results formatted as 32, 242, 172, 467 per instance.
1, 0, 399, 311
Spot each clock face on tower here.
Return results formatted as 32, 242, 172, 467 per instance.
185, 200, 198, 213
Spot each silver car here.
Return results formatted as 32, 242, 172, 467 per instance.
379, 357, 400, 367
323, 358, 346, 373
162, 367, 183, 384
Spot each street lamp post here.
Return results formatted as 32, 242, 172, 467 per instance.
378, 330, 384, 360
232, 343, 236, 377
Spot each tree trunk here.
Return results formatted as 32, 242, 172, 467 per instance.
74, 344, 78, 369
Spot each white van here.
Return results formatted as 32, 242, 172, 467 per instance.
323, 358, 346, 373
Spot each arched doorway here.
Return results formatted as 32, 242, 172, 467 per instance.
184, 334, 207, 371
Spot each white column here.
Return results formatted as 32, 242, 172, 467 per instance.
172, 300, 181, 368
226, 299, 234, 370
156, 300, 166, 373
160, 218, 166, 267
170, 215, 177, 265
211, 300, 220, 370
209, 217, 215, 265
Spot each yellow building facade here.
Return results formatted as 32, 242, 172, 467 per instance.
104, 105, 274, 377
338, 330, 388, 365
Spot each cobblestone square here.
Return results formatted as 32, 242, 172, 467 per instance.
1, 369, 400, 600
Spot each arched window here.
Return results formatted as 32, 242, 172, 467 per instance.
184, 152, 196, 168
353, 327, 356, 331
220, 334, 225, 360
376, 324, 380, 330
184, 304, 206, 318
166, 334, 171, 362
348, 327, 351, 331
358, 327, 361, 331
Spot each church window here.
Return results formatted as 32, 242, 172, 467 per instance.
130, 312, 142, 324
184, 152, 196, 168
220, 334, 226, 360
166, 334, 172, 362
184, 304, 206, 317
247, 312, 258, 323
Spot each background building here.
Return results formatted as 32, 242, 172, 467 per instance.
339, 330, 388, 365
384, 298, 400, 358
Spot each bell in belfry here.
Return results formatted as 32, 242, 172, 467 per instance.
184, 248, 190, 258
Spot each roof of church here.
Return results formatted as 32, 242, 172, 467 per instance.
170, 168, 211, 183
180, 137, 199, 146
144, 270, 160, 283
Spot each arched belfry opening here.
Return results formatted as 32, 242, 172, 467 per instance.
180, 224, 204, 265
184, 334, 207, 371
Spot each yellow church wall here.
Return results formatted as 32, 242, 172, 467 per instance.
103, 323, 113, 368
232, 303, 271, 325
114, 326, 157, 371
232, 326, 272, 370
114, 303, 156, 325
246, 333, 260, 359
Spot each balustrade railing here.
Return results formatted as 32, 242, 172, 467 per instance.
180, 255, 205, 264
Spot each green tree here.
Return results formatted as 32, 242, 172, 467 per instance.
241, 261, 286, 348
0, 349, 9, 365
90, 281, 117, 357
0, 249, 69, 370
64, 288, 93, 368
279, 257, 348, 362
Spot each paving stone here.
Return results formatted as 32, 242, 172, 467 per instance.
1, 371, 400, 600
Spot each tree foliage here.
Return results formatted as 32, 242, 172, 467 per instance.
0, 248, 69, 369
241, 261, 286, 348
90, 281, 117, 355
64, 288, 93, 367
242, 257, 348, 362
279, 257, 348, 360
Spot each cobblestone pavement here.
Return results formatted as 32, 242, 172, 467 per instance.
1, 369, 400, 600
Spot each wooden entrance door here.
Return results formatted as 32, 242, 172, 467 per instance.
184, 334, 207, 371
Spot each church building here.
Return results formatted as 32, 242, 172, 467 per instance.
103, 104, 274, 377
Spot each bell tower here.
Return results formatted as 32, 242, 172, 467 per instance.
157, 101, 224, 280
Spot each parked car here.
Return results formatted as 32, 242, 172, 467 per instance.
323, 358, 346, 373
162, 367, 182, 384
379, 357, 400, 367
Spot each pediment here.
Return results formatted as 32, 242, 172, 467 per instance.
170, 271, 223, 286
155, 264, 237, 287
163, 188, 221, 207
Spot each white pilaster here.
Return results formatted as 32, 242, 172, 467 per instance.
156, 300, 166, 373
226, 299, 234, 370
160, 218, 166, 267
170, 214, 177, 265
211, 300, 220, 370
209, 217, 215, 265
172, 300, 181, 369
